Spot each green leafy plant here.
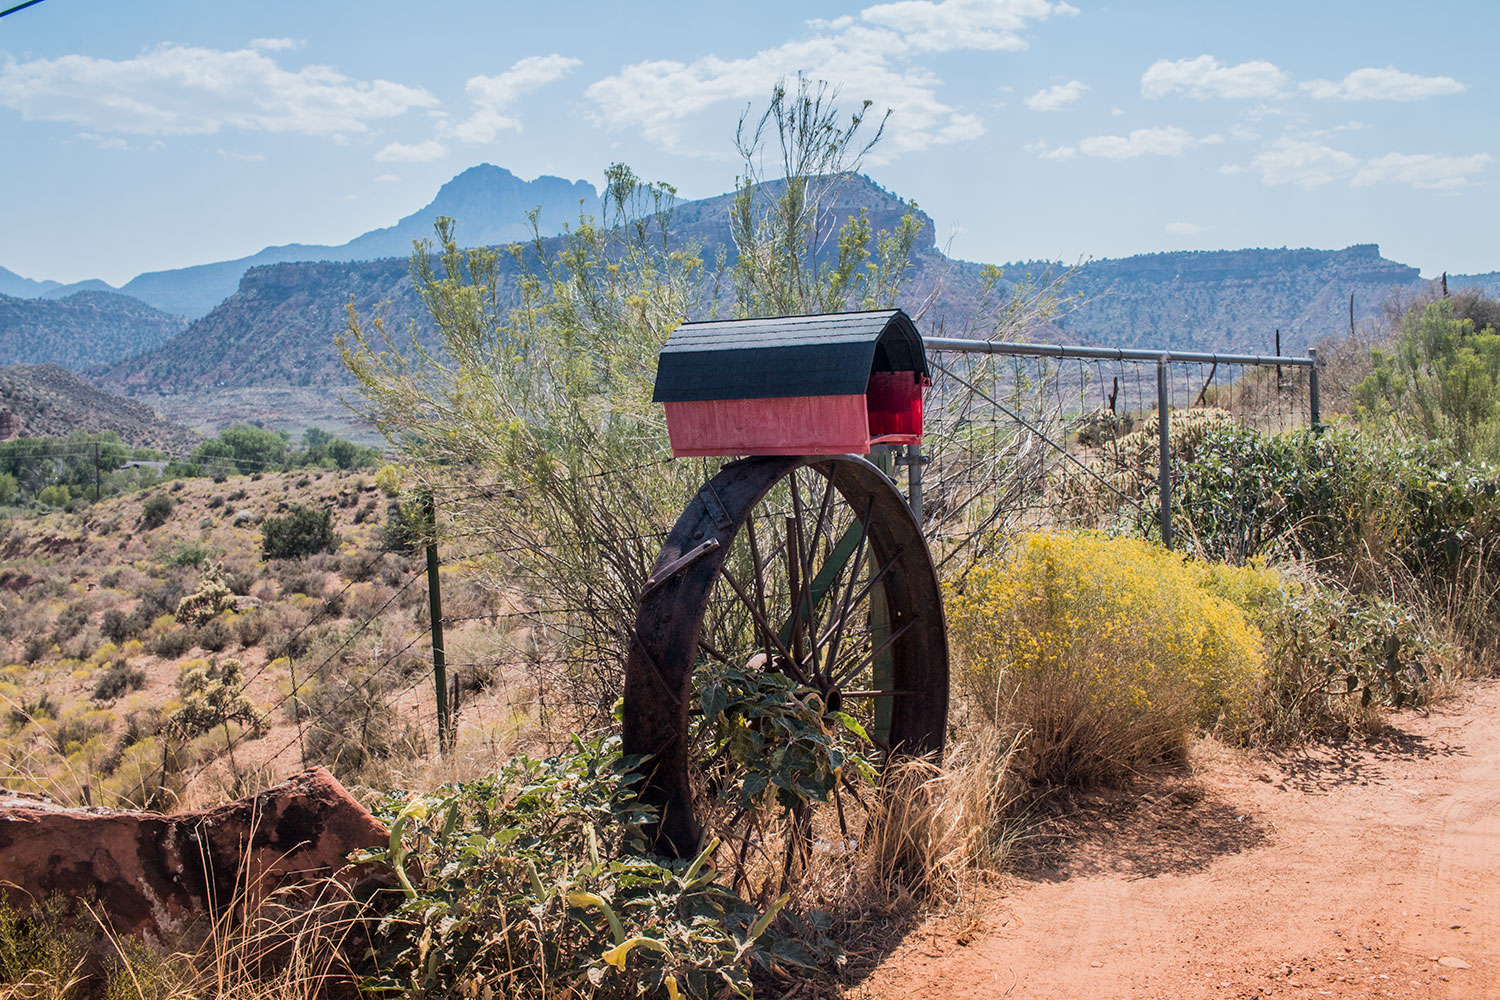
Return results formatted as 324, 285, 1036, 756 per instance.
1178, 423, 1500, 659
1246, 585, 1445, 744
359, 735, 798, 999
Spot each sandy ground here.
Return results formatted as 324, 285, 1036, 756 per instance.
853, 678, 1500, 1000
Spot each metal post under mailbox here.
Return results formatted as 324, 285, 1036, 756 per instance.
905, 443, 924, 524
1308, 347, 1321, 432
1157, 358, 1172, 549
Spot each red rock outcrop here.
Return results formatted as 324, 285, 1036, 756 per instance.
0, 768, 388, 944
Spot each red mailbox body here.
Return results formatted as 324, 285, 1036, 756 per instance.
652, 310, 929, 458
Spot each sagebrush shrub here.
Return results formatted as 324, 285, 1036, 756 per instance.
261, 504, 339, 561
946, 531, 1266, 785
92, 662, 145, 701
234, 609, 269, 648
146, 622, 196, 659
140, 494, 174, 530
100, 609, 132, 644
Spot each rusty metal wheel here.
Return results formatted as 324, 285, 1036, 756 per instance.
623, 455, 948, 875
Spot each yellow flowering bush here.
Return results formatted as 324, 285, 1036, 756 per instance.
947, 531, 1268, 785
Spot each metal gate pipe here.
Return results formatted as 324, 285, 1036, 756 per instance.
925, 336, 1315, 368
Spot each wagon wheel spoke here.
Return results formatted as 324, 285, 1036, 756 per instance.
816, 496, 875, 685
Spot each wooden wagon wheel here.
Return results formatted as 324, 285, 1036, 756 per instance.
623, 454, 948, 877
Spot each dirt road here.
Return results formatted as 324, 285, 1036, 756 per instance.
857, 678, 1500, 999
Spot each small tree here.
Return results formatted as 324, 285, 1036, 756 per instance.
1357, 296, 1500, 462
261, 504, 339, 560
183, 424, 290, 476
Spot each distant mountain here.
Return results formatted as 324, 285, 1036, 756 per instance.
0, 363, 198, 451
1453, 271, 1500, 299
0, 266, 120, 300
100, 173, 1455, 401
104, 257, 415, 392
110, 165, 599, 319
1029, 244, 1422, 354
0, 266, 58, 297
41, 278, 118, 299
0, 291, 188, 369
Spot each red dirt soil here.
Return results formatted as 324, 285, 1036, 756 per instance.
855, 678, 1500, 1000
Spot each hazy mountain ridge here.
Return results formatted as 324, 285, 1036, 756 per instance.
7, 165, 601, 321
100, 176, 942, 392
0, 266, 61, 298
1025, 243, 1423, 353
104, 258, 417, 392
1452, 271, 1500, 298
98, 174, 1455, 396
0, 363, 198, 451
0, 291, 188, 369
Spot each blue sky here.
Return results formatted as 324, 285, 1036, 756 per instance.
1, 0, 1494, 287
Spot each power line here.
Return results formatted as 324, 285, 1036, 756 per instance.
0, 0, 47, 18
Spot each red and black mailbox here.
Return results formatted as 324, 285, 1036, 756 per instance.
651, 309, 930, 457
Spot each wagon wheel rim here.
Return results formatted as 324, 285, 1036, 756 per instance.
623, 455, 948, 878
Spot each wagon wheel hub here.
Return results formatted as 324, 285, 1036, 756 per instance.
745, 650, 844, 713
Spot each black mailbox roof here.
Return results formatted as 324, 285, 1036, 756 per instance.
652, 309, 927, 402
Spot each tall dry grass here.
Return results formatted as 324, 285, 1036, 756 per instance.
0, 876, 371, 1000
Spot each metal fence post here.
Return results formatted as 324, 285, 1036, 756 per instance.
423, 492, 452, 754
1157, 358, 1172, 548
1307, 347, 1321, 432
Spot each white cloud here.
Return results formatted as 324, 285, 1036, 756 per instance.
1025, 140, 1075, 160
1352, 152, 1492, 190
585, 0, 1077, 156
1242, 137, 1490, 191
1142, 55, 1286, 100
1249, 137, 1360, 188
1165, 221, 1205, 236
1218, 163, 1244, 175
216, 147, 265, 162
807, 15, 856, 31
1301, 66, 1465, 102
860, 0, 1078, 53
1078, 125, 1220, 159
375, 139, 447, 162
443, 54, 581, 143
1025, 79, 1087, 111
249, 38, 302, 52
77, 131, 127, 150
373, 173, 401, 182
0, 43, 436, 136
1110, 106, 1125, 116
